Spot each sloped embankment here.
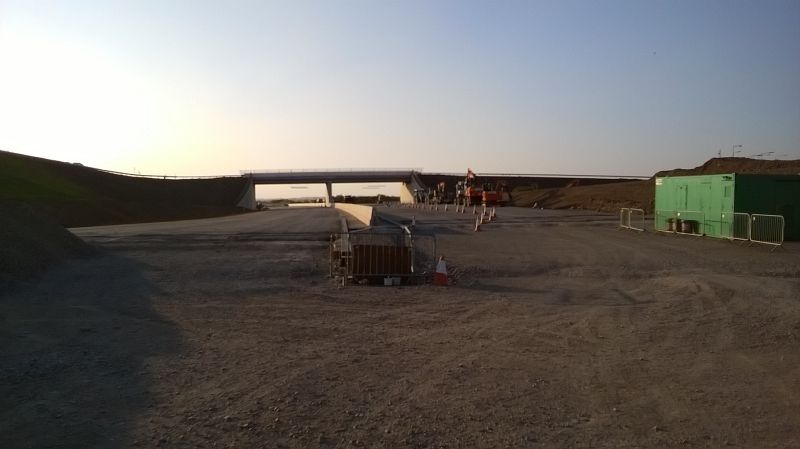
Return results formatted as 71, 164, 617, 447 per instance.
512, 179, 654, 213
1, 150, 250, 227
0, 203, 94, 290
511, 157, 800, 213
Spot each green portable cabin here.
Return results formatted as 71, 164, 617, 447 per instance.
654, 173, 800, 240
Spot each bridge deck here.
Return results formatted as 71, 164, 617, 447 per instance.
243, 170, 419, 184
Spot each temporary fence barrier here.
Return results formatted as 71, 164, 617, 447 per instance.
329, 230, 436, 285
654, 210, 675, 233
650, 209, 785, 247
630, 208, 646, 231
619, 208, 645, 231
733, 213, 751, 241
675, 211, 704, 235
720, 212, 751, 241
654, 210, 704, 235
750, 214, 784, 248
619, 208, 629, 229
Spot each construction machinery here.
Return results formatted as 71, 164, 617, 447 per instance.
463, 168, 484, 206
459, 169, 512, 206
481, 180, 512, 206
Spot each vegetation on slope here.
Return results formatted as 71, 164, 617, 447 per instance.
1, 150, 250, 227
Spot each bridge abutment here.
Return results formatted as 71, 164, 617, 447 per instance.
236, 179, 257, 210
400, 182, 417, 204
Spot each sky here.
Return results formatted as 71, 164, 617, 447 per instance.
1, 1, 799, 197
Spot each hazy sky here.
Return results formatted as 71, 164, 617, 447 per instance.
1, 1, 799, 186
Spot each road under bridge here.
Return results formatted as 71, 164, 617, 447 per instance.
237, 170, 427, 209
236, 169, 646, 209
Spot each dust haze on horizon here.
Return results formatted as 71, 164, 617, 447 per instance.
1, 0, 799, 198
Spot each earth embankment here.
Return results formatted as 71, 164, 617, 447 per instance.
511, 157, 800, 213
1, 150, 250, 227
0, 203, 94, 291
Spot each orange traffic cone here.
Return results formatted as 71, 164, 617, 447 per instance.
434, 256, 448, 285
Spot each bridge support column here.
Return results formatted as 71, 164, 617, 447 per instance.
324, 182, 334, 207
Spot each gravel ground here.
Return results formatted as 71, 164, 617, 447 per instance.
2, 206, 799, 448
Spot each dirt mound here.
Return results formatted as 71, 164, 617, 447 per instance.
419, 173, 630, 192
0, 202, 94, 291
1, 150, 251, 227
657, 157, 800, 177
512, 157, 800, 214
512, 179, 654, 213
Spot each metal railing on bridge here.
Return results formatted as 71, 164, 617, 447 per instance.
242, 168, 422, 175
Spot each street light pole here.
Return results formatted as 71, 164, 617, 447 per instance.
731, 144, 742, 157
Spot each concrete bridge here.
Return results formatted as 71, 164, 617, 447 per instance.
236, 169, 427, 209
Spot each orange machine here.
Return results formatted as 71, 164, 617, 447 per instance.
463, 168, 483, 206
481, 180, 511, 206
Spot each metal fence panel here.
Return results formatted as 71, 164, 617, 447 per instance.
652, 210, 784, 246
619, 208, 631, 229
750, 214, 784, 247
628, 208, 645, 231
675, 210, 704, 235
720, 212, 733, 239
733, 213, 751, 241
619, 208, 645, 231
720, 212, 751, 241
329, 231, 437, 285
654, 210, 675, 233
655, 210, 705, 235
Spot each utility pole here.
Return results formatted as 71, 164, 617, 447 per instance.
731, 144, 742, 157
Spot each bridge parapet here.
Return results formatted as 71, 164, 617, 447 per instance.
242, 168, 422, 174
242, 169, 426, 188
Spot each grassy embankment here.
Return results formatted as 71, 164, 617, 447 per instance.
1, 150, 250, 286
1, 150, 250, 227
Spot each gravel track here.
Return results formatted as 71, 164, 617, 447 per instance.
2, 206, 799, 448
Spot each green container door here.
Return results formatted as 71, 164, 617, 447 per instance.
735, 175, 800, 241
775, 181, 800, 240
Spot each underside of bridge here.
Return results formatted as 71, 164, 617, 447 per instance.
237, 170, 427, 210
